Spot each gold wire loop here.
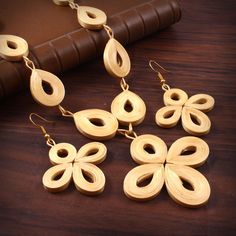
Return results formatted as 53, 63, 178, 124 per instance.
149, 59, 171, 91
29, 113, 56, 147
68, 0, 79, 10
118, 123, 138, 140
58, 105, 74, 117
23, 56, 35, 71
120, 78, 129, 91
103, 24, 114, 39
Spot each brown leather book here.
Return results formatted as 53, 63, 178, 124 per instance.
0, 0, 181, 100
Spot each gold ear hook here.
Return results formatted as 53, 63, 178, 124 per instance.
29, 113, 56, 147
149, 60, 171, 91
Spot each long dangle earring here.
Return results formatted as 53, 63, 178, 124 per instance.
29, 113, 107, 195
149, 60, 215, 136
0, 34, 118, 141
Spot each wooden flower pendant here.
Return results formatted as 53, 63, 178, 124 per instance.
155, 88, 215, 135
42, 142, 106, 195
123, 135, 211, 207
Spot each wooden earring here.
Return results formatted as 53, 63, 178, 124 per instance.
29, 113, 106, 195
0, 34, 119, 141
149, 60, 215, 136
123, 135, 211, 207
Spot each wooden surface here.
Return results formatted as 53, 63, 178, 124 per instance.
0, 0, 236, 235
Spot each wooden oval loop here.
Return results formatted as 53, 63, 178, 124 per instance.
181, 107, 211, 135
0, 34, 29, 61
123, 164, 165, 201
75, 142, 107, 164
164, 88, 188, 106
42, 163, 73, 193
167, 137, 209, 167
155, 105, 182, 128
111, 90, 146, 126
52, 0, 72, 6
185, 94, 215, 112
104, 38, 131, 78
130, 134, 167, 164
49, 143, 77, 165
77, 6, 107, 30
73, 109, 118, 140
73, 163, 105, 195
165, 164, 211, 207
30, 69, 65, 107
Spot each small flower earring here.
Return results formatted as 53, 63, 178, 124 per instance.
149, 60, 215, 136
29, 113, 107, 195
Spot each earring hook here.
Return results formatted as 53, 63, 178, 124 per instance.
149, 60, 171, 73
29, 113, 56, 147
149, 60, 171, 91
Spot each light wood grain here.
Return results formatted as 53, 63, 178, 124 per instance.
77, 6, 107, 30
104, 38, 131, 78
30, 69, 65, 107
0, 34, 29, 61
73, 109, 119, 140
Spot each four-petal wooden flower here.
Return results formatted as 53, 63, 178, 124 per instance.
155, 88, 215, 135
123, 135, 211, 207
42, 142, 106, 195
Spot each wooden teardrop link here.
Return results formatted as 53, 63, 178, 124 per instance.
0, 34, 29, 61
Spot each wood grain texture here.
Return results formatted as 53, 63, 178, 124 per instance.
0, 0, 236, 235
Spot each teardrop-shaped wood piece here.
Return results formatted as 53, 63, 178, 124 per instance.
73, 109, 118, 140
49, 143, 77, 165
103, 38, 131, 78
155, 105, 182, 128
0, 34, 29, 61
163, 88, 188, 106
181, 107, 211, 135
167, 137, 209, 167
42, 163, 73, 193
165, 164, 211, 207
75, 142, 107, 164
123, 164, 165, 201
30, 69, 65, 107
73, 162, 105, 195
130, 134, 167, 164
111, 90, 146, 125
185, 94, 215, 112
53, 0, 72, 6
77, 6, 107, 30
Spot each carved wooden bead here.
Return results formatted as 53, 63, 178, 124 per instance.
49, 143, 77, 165
0, 34, 29, 61
42, 163, 73, 193
181, 107, 211, 135
111, 90, 146, 126
77, 6, 107, 30
185, 94, 215, 112
73, 109, 119, 140
52, 0, 73, 6
130, 134, 167, 164
30, 69, 65, 107
104, 38, 131, 78
75, 142, 107, 164
155, 105, 182, 128
164, 88, 188, 106
123, 164, 165, 201
167, 136, 209, 167
73, 162, 105, 195
165, 164, 211, 207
